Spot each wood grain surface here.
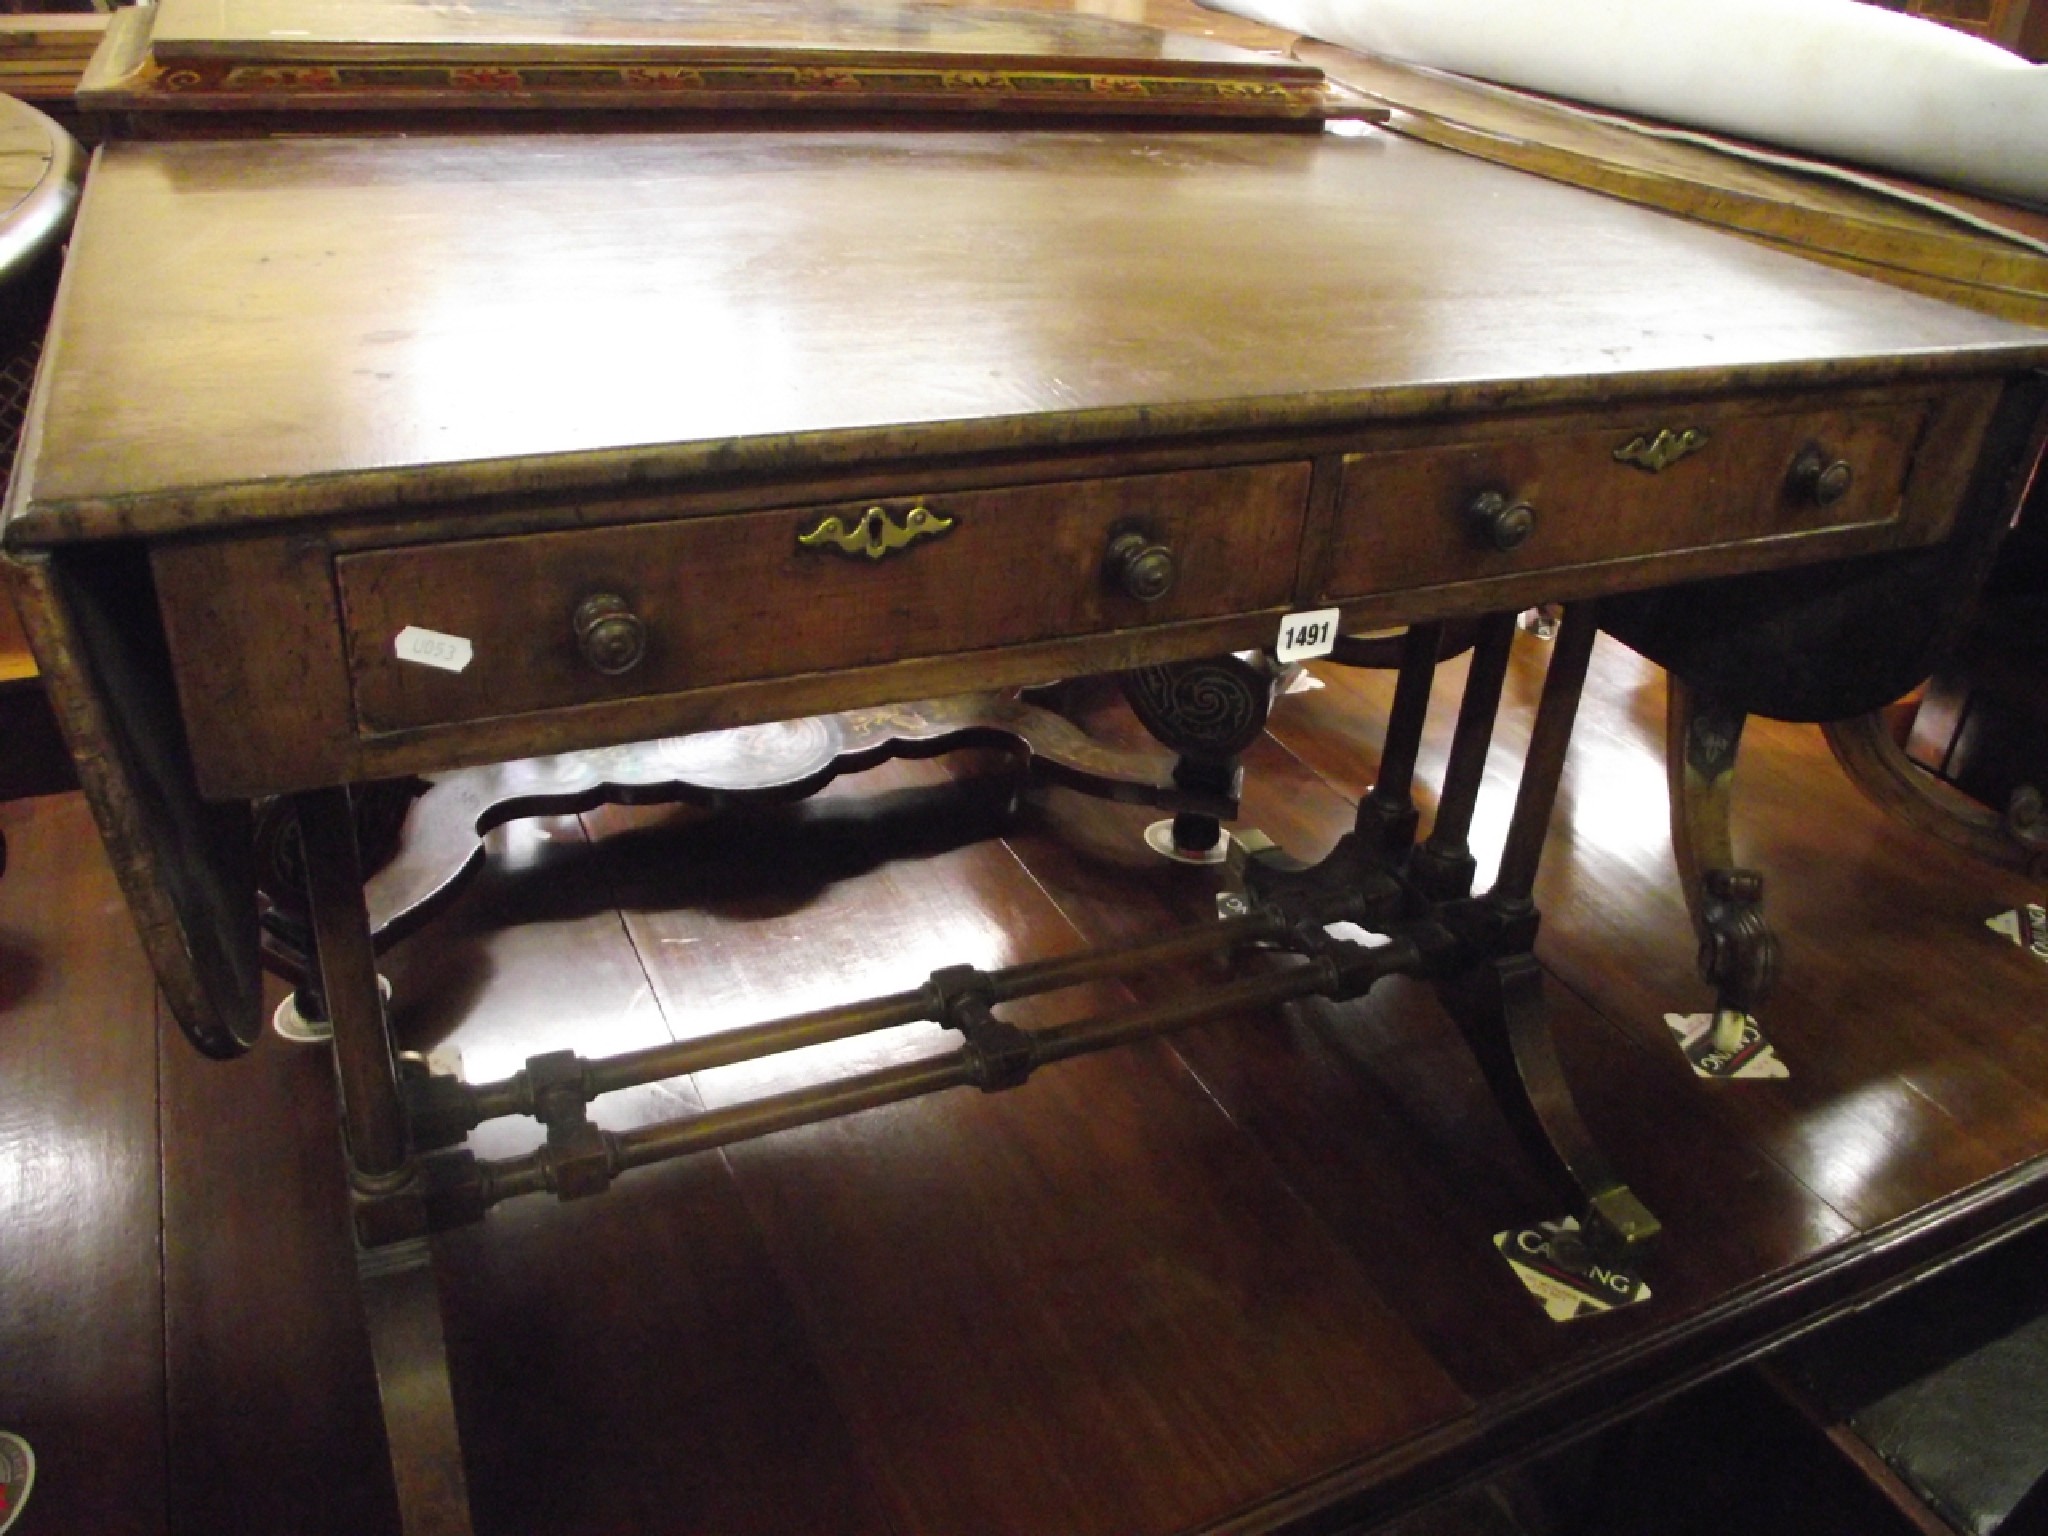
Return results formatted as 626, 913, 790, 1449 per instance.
335, 462, 1309, 735
1268, 638, 2048, 1238
6, 62, 2048, 1535
1320, 395, 1936, 600
1004, 674, 1861, 1400
12, 128, 2044, 541
585, 769, 1468, 1536
159, 978, 401, 1536
0, 15, 104, 103
0, 793, 167, 1536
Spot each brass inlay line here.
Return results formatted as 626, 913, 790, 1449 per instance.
798, 504, 955, 560
1613, 427, 1709, 473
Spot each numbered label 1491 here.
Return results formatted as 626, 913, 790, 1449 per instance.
1275, 607, 1340, 664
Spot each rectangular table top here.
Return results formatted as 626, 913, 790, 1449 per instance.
10, 125, 2046, 546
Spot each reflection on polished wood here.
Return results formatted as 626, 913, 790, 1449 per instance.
24, 133, 2036, 547
0, 794, 165, 1536
8, 629, 2048, 1531
1272, 638, 2048, 1237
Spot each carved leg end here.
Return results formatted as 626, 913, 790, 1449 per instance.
1442, 952, 1660, 1259
1696, 866, 1780, 1036
1585, 1182, 1662, 1255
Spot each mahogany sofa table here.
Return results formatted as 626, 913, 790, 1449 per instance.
5, 126, 2046, 1534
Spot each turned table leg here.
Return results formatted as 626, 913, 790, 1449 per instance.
1352, 622, 1445, 859
1409, 611, 1518, 901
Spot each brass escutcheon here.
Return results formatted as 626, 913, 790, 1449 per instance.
797, 503, 955, 560
1613, 427, 1710, 473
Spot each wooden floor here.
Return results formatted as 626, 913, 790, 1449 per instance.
3, 631, 2046, 1536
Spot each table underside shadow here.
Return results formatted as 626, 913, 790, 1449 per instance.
280, 608, 1661, 1279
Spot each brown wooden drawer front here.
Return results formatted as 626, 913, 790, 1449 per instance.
338, 462, 1310, 735
1319, 403, 1930, 601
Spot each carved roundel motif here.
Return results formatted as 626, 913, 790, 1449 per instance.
1121, 657, 1271, 760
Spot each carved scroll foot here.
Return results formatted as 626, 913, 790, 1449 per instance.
1696, 867, 1780, 1054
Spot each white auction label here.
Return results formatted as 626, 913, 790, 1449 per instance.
1275, 607, 1340, 664
393, 625, 474, 673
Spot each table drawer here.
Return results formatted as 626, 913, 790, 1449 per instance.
1318, 401, 1930, 601
339, 462, 1310, 735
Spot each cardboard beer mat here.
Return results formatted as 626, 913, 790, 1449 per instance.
1987, 903, 2048, 965
1664, 1011, 1790, 1080
1493, 1216, 1651, 1323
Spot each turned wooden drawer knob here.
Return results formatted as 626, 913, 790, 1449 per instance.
1468, 490, 1536, 552
1788, 445, 1854, 507
1104, 527, 1177, 603
573, 593, 647, 676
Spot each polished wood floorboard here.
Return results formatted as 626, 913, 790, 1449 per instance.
1271, 645, 2048, 1231
2, 634, 2046, 1534
585, 774, 1467, 1536
159, 978, 398, 1536
0, 792, 164, 1536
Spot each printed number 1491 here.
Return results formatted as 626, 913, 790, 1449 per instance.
1274, 607, 1340, 663
1283, 617, 1331, 651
